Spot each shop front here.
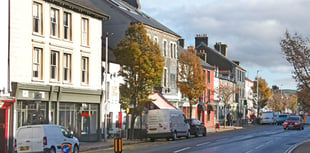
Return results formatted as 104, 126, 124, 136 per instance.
11, 82, 102, 143
0, 97, 15, 153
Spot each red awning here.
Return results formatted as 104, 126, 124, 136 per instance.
0, 97, 15, 109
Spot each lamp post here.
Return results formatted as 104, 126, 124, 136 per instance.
103, 32, 113, 142
256, 70, 259, 118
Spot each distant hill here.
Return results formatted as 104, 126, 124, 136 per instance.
282, 89, 297, 95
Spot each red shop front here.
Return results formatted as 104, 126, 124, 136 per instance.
0, 97, 15, 153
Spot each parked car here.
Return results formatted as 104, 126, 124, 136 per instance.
276, 114, 289, 125
283, 116, 304, 130
15, 124, 79, 153
146, 109, 190, 141
260, 112, 276, 124
186, 119, 207, 137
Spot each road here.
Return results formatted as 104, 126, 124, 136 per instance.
82, 125, 310, 153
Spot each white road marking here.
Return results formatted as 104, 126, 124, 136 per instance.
255, 144, 264, 149
174, 147, 191, 153
196, 142, 211, 147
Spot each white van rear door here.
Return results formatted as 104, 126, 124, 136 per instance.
31, 127, 44, 152
16, 128, 32, 152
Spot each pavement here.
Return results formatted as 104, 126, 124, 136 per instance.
79, 125, 246, 152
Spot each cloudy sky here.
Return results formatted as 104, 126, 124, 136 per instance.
140, 0, 310, 90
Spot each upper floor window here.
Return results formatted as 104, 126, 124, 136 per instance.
170, 43, 173, 58
50, 51, 59, 81
207, 70, 211, 84
163, 41, 167, 56
81, 18, 89, 46
50, 8, 59, 37
174, 44, 177, 58
164, 68, 168, 87
33, 47, 43, 80
33, 2, 42, 34
81, 56, 89, 84
207, 89, 211, 102
63, 12, 72, 40
63, 53, 71, 82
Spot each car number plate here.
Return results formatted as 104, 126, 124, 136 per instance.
288, 125, 294, 128
20, 146, 30, 151
150, 128, 157, 131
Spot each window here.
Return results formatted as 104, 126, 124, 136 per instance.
63, 53, 71, 82
50, 8, 59, 37
50, 51, 59, 80
81, 18, 89, 46
164, 68, 168, 87
163, 41, 167, 56
33, 2, 42, 34
207, 70, 211, 84
33, 47, 43, 79
207, 89, 211, 102
81, 56, 89, 84
170, 43, 173, 58
174, 44, 177, 58
63, 12, 71, 40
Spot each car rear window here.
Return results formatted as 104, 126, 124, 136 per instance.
279, 115, 287, 117
287, 117, 299, 120
191, 119, 201, 125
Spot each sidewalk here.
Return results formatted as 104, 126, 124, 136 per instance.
80, 125, 250, 152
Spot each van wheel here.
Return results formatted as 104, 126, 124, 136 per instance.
49, 147, 56, 153
172, 132, 177, 141
73, 145, 79, 153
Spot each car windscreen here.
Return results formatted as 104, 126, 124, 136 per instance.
287, 117, 299, 120
191, 119, 201, 125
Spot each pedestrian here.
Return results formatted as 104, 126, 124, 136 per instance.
228, 113, 233, 126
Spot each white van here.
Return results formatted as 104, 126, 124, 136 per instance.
261, 112, 276, 124
15, 124, 79, 153
146, 109, 190, 141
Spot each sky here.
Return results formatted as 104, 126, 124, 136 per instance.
140, 0, 310, 90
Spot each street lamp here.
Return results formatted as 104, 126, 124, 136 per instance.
256, 70, 259, 118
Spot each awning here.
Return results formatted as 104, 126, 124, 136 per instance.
198, 103, 207, 111
0, 97, 15, 109
148, 93, 176, 109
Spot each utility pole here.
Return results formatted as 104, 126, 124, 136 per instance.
256, 70, 259, 119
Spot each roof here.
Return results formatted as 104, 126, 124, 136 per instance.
45, 0, 110, 19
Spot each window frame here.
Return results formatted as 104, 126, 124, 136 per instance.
32, 47, 43, 80
63, 53, 72, 83
50, 7, 60, 37
33, 1, 43, 34
81, 18, 89, 46
50, 50, 59, 81
81, 56, 89, 84
63, 11, 72, 40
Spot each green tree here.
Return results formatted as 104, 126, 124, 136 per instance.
114, 23, 164, 139
252, 77, 271, 117
178, 46, 206, 120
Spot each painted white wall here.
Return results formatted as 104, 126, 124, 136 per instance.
9, 0, 102, 90
0, 0, 9, 95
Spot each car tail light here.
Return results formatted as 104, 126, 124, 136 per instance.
159, 123, 162, 127
14, 139, 16, 148
43, 136, 47, 146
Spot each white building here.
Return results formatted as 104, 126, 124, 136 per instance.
245, 78, 255, 119
8, 0, 109, 145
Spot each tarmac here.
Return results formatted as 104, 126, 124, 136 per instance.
79, 125, 245, 152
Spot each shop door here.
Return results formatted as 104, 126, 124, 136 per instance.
0, 109, 6, 153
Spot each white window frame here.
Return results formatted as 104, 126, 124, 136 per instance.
164, 68, 168, 87
63, 53, 71, 82
63, 12, 72, 40
81, 56, 89, 84
81, 18, 89, 46
33, 2, 42, 34
50, 51, 59, 81
50, 8, 59, 37
33, 47, 43, 80
163, 40, 167, 56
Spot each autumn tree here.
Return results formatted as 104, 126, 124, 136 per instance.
280, 31, 310, 109
268, 92, 282, 112
114, 23, 164, 139
178, 46, 206, 120
252, 77, 271, 117
287, 94, 298, 112
218, 80, 239, 127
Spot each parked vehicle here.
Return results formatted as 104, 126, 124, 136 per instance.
186, 119, 207, 137
276, 114, 289, 125
283, 116, 304, 130
260, 112, 276, 124
15, 124, 79, 153
146, 109, 190, 141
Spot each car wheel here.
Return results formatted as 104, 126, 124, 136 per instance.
172, 132, 177, 141
73, 145, 79, 153
203, 129, 207, 137
150, 138, 155, 142
49, 147, 56, 153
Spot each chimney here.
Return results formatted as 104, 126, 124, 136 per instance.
214, 42, 228, 56
178, 39, 185, 48
195, 34, 208, 48
123, 0, 141, 9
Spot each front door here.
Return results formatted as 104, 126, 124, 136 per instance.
0, 109, 6, 153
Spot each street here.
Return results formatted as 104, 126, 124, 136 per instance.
81, 125, 310, 153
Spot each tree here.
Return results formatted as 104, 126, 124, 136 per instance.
114, 23, 164, 139
218, 80, 239, 127
252, 77, 271, 117
287, 94, 298, 112
297, 85, 310, 111
178, 46, 206, 120
268, 92, 282, 112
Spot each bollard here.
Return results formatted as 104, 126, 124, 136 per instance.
114, 138, 123, 153
215, 123, 220, 131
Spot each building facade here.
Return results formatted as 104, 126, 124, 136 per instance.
8, 0, 109, 147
